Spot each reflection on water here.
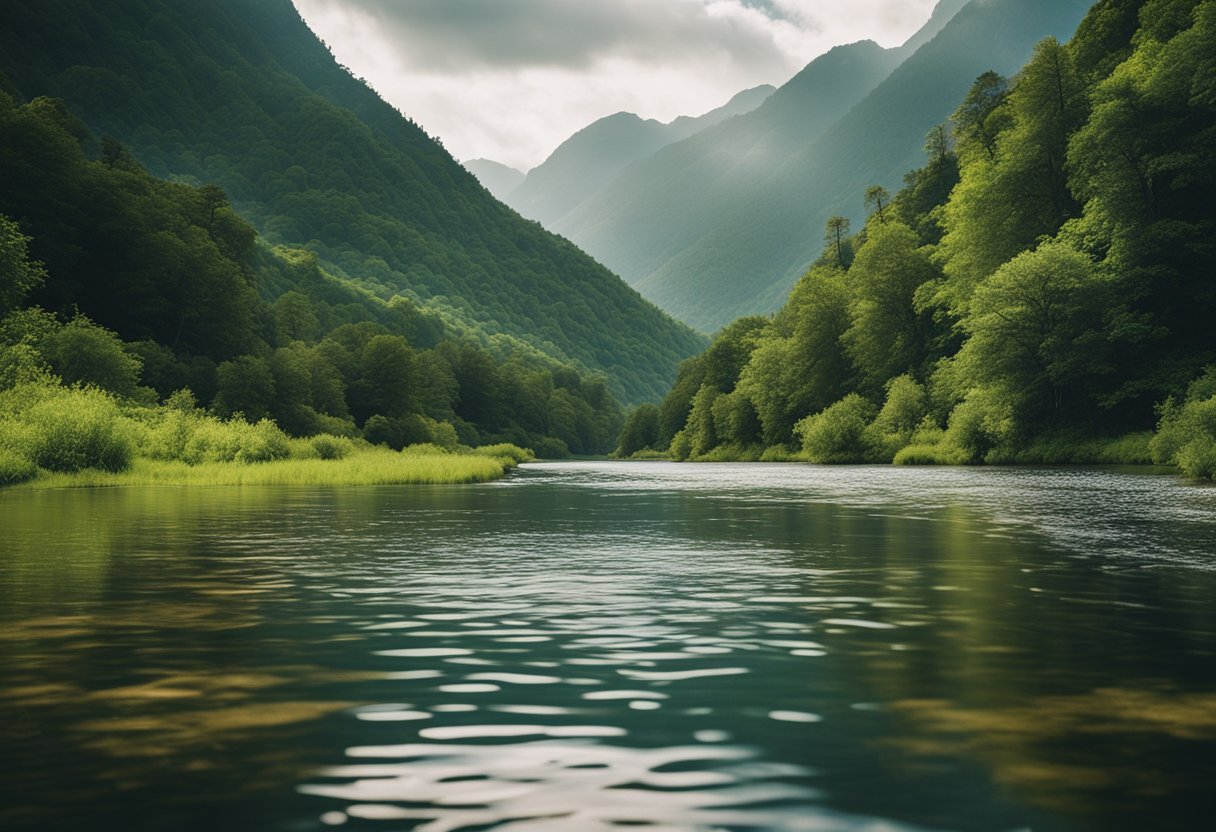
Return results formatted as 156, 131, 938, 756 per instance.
1, 462, 1216, 831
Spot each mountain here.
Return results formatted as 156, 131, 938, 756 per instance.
556, 0, 1093, 332
505, 85, 774, 227
463, 158, 524, 201
0, 0, 705, 404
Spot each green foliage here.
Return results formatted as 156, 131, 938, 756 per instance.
954, 241, 1107, 423
0, 383, 132, 472
1151, 368, 1216, 479
795, 394, 879, 464
310, 434, 356, 460
866, 375, 930, 460
0, 446, 37, 484
615, 403, 661, 458
737, 267, 851, 445
0, 213, 46, 315
841, 222, 940, 390
469, 443, 536, 465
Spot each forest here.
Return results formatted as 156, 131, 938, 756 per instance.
618, 0, 1216, 480
0, 86, 625, 486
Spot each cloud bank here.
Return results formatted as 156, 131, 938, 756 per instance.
292, 0, 938, 170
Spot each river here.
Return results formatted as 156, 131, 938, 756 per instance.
2, 461, 1215, 831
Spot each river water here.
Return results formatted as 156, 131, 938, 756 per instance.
2, 462, 1215, 831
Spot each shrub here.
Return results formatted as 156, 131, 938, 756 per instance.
19, 385, 133, 472
471, 443, 535, 464
311, 434, 355, 460
531, 436, 570, 459
943, 389, 1017, 464
1151, 369, 1216, 479
795, 394, 878, 463
0, 447, 37, 485
182, 416, 291, 464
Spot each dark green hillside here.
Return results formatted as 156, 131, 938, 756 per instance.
0, 0, 704, 403
0, 90, 625, 454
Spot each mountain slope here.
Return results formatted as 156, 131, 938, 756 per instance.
0, 0, 704, 403
506, 85, 774, 227
554, 38, 907, 299
463, 158, 524, 201
556, 0, 1092, 332
634, 0, 1095, 332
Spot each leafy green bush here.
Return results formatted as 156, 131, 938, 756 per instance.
530, 436, 570, 459
795, 394, 878, 463
0, 447, 37, 484
1151, 369, 1216, 480
16, 385, 133, 472
866, 375, 929, 460
943, 389, 1017, 464
182, 416, 291, 464
471, 443, 535, 464
311, 434, 355, 460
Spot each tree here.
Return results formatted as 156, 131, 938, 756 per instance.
841, 222, 941, 391
955, 241, 1106, 422
864, 186, 890, 224
615, 403, 660, 457
213, 355, 276, 421
0, 214, 46, 315
824, 216, 851, 267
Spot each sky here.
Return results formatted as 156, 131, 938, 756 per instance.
291, 0, 940, 172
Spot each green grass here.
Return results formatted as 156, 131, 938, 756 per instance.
20, 450, 509, 489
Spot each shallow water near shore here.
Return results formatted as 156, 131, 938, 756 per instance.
2, 461, 1215, 831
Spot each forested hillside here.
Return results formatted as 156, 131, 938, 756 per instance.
560, 0, 1092, 332
621, 0, 1216, 479
0, 0, 704, 403
0, 90, 624, 457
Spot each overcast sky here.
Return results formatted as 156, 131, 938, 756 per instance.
291, 0, 940, 171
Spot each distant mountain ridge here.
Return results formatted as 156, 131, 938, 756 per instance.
463, 158, 524, 201
553, 0, 1093, 332
503, 84, 774, 227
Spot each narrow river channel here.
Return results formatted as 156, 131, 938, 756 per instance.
2, 462, 1215, 831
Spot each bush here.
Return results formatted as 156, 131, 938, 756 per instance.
182, 416, 291, 464
311, 434, 355, 460
531, 436, 569, 459
17, 385, 133, 472
943, 389, 1017, 464
795, 394, 878, 463
0, 447, 37, 485
471, 443, 535, 464
1151, 369, 1216, 479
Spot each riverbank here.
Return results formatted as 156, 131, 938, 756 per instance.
0, 380, 538, 489
10, 447, 524, 489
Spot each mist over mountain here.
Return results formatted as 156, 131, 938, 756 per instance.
555, 0, 1093, 332
504, 84, 774, 228
463, 158, 525, 201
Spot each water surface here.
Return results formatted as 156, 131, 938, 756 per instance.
2, 462, 1215, 831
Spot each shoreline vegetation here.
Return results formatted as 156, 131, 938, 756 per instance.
0, 380, 535, 490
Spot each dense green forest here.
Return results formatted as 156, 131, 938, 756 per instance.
621, 0, 1216, 480
0, 0, 704, 405
0, 87, 626, 475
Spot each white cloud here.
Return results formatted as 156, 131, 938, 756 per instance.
291, 0, 939, 170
